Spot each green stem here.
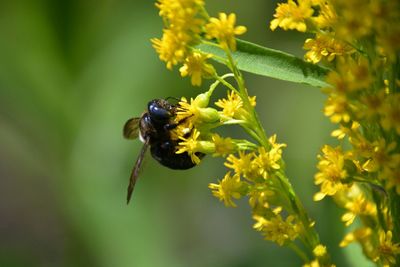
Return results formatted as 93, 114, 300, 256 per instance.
215, 75, 240, 94
288, 242, 310, 263
276, 172, 320, 252
221, 43, 329, 264
225, 49, 269, 148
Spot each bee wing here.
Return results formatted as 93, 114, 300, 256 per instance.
127, 138, 150, 204
123, 117, 141, 139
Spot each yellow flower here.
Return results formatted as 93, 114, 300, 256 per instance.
176, 94, 220, 125
156, 0, 204, 31
205, 13, 247, 51
380, 93, 400, 135
211, 134, 237, 157
215, 90, 243, 118
253, 211, 299, 246
325, 57, 371, 97
225, 151, 258, 180
303, 34, 354, 63
359, 90, 386, 120
348, 133, 375, 159
379, 155, 400, 194
302, 260, 320, 267
268, 134, 287, 152
248, 185, 274, 209
170, 119, 193, 141
176, 129, 213, 164
152, 29, 189, 69
375, 230, 400, 266
313, 244, 327, 258
339, 227, 372, 247
341, 194, 377, 226
215, 90, 256, 121
323, 94, 352, 124
176, 128, 202, 164
340, 227, 376, 261
314, 145, 348, 201
248, 95, 257, 107
362, 139, 397, 173
179, 52, 216, 86
331, 121, 360, 140
209, 172, 245, 207
270, 0, 314, 32
334, 0, 374, 39
253, 145, 285, 180
153, 0, 206, 69
311, 1, 337, 29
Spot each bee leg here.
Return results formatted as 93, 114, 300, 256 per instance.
164, 123, 178, 131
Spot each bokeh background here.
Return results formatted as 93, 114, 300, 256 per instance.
0, 1, 373, 266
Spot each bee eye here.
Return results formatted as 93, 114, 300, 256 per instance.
148, 100, 171, 122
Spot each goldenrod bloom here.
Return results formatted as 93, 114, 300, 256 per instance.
215, 90, 243, 118
176, 129, 214, 164
225, 151, 258, 180
253, 146, 284, 179
303, 34, 354, 63
323, 94, 352, 124
379, 155, 400, 194
314, 145, 348, 200
362, 139, 397, 173
339, 227, 373, 248
211, 134, 237, 157
248, 186, 274, 209
176, 94, 220, 125
312, 1, 337, 29
313, 244, 327, 258
341, 195, 377, 226
179, 52, 216, 86
152, 29, 189, 69
380, 93, 400, 135
375, 230, 400, 266
205, 13, 247, 51
153, 0, 206, 69
253, 210, 299, 246
215, 90, 256, 122
334, 0, 374, 39
270, 0, 314, 32
209, 172, 246, 207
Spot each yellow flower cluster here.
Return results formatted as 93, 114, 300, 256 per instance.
209, 134, 311, 249
271, 0, 400, 265
170, 83, 321, 254
171, 87, 258, 165
152, 0, 246, 85
152, 0, 335, 263
253, 208, 299, 246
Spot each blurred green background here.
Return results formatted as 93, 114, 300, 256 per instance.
0, 1, 373, 266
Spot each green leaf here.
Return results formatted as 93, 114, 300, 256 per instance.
197, 39, 331, 88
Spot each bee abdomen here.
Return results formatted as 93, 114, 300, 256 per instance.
150, 141, 202, 170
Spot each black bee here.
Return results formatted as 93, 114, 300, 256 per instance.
123, 98, 203, 203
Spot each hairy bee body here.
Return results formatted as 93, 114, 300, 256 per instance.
124, 98, 204, 203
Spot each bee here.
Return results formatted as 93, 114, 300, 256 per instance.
123, 98, 204, 204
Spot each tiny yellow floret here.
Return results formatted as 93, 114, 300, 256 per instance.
205, 13, 247, 51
